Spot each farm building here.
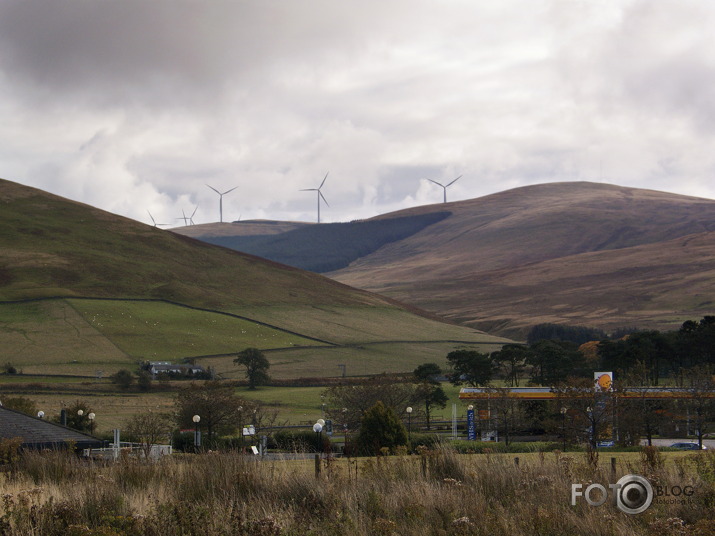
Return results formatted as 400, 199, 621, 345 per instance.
148, 362, 206, 377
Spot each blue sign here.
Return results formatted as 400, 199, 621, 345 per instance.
467, 409, 476, 440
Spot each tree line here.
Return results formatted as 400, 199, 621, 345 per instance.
448, 316, 715, 387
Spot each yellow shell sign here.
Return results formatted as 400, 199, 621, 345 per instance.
594, 372, 613, 391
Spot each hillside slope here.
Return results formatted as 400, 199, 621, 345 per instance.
0, 178, 389, 308
0, 178, 506, 377
176, 181, 715, 338
330, 182, 715, 336
192, 212, 450, 272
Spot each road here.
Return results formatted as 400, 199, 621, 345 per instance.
639, 438, 713, 449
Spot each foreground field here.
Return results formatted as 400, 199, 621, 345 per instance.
0, 448, 713, 535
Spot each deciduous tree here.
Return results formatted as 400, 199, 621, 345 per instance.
125, 411, 173, 459
234, 348, 271, 390
678, 364, 715, 449
175, 381, 246, 444
323, 375, 419, 431
111, 369, 134, 390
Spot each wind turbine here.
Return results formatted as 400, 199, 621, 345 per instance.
178, 209, 190, 226
428, 175, 462, 203
147, 211, 169, 228
301, 172, 329, 223
206, 184, 238, 223
189, 205, 198, 225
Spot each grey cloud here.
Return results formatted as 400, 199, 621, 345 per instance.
2, 0, 715, 225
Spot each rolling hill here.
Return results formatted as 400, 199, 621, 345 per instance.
176, 182, 715, 338
0, 178, 507, 378
183, 212, 450, 272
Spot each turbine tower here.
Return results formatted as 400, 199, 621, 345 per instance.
428, 175, 462, 203
189, 205, 198, 225
206, 185, 238, 223
301, 172, 329, 223
147, 211, 169, 228
178, 209, 190, 226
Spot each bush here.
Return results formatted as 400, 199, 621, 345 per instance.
110, 369, 134, 390
357, 401, 408, 455
408, 432, 442, 450
270, 430, 335, 453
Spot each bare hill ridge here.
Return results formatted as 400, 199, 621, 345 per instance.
176, 181, 715, 337
0, 178, 386, 309
330, 182, 715, 336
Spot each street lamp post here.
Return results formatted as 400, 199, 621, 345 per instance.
76, 409, 86, 433
406, 406, 413, 445
341, 407, 349, 457
192, 414, 201, 450
88, 412, 96, 435
313, 422, 323, 453
237, 406, 243, 453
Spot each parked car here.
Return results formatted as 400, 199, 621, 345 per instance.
670, 442, 707, 450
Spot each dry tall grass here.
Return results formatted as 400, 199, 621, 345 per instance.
0, 447, 713, 535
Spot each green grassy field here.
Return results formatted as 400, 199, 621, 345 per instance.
200, 341, 503, 380
0, 298, 507, 378
0, 300, 134, 375
68, 299, 323, 359
227, 304, 506, 345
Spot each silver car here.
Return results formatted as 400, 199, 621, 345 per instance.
670, 442, 707, 450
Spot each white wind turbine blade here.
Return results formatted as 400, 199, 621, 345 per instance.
319, 172, 329, 190
446, 175, 462, 187
319, 190, 329, 207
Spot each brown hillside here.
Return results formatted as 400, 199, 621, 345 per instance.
329, 182, 715, 337
0, 178, 395, 310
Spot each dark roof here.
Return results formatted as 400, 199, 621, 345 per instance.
0, 407, 104, 450
151, 364, 204, 371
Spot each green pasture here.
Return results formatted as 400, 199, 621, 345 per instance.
0, 299, 326, 376
0, 300, 134, 375
67, 299, 322, 360
222, 382, 466, 426
0, 299, 508, 379
227, 305, 509, 346
199, 341, 500, 380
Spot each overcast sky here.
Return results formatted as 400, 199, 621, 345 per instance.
1, 1, 714, 226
